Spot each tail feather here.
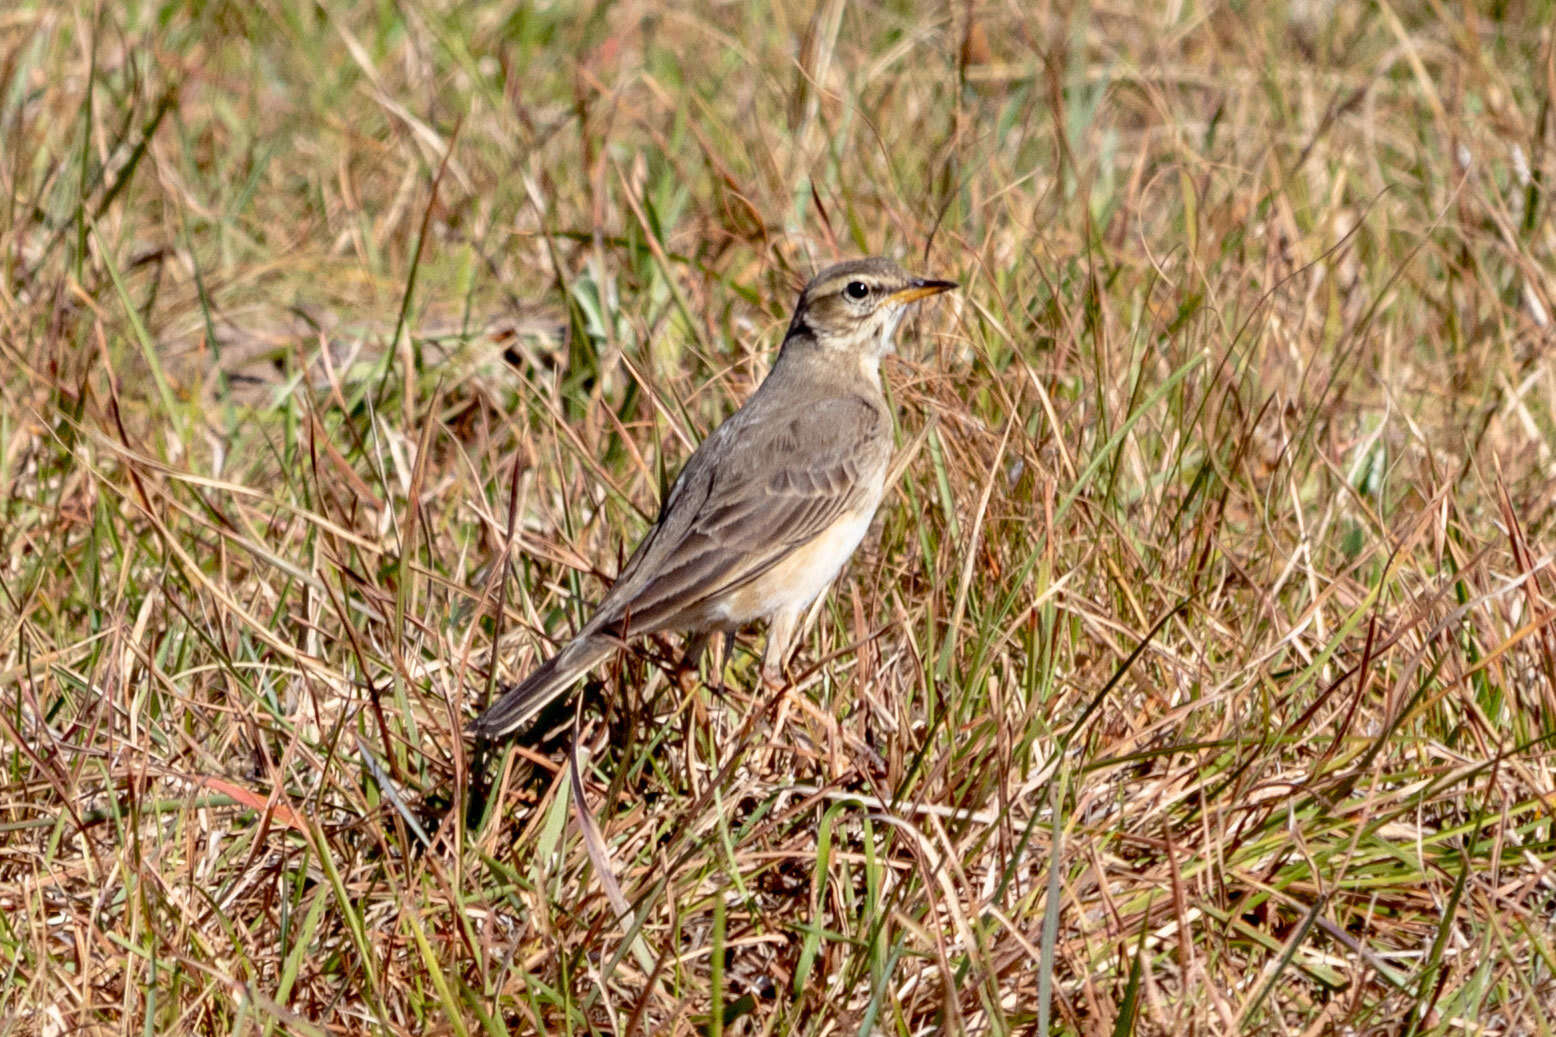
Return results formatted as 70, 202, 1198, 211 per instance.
469, 637, 614, 742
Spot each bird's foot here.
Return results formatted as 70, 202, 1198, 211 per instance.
760, 662, 789, 693
758, 669, 882, 783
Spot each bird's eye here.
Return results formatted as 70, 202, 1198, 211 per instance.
844, 281, 870, 300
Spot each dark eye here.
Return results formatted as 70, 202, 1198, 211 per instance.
844, 281, 870, 300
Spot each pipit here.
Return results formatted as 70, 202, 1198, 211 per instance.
470, 257, 957, 742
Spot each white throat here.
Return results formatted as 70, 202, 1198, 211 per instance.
876, 305, 909, 356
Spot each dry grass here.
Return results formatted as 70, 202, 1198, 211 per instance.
4, 1, 1556, 1033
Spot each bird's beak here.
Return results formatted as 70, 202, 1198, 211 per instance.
883, 278, 959, 307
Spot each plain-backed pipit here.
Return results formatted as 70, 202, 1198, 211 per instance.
470, 257, 956, 742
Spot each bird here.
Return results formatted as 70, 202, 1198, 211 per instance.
470, 257, 957, 743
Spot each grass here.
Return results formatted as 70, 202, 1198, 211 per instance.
3, 0, 1555, 1032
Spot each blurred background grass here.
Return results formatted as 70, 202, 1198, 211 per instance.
3, 0, 1555, 1032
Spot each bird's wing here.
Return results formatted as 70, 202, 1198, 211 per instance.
586, 393, 889, 637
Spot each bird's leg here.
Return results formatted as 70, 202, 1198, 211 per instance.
760, 608, 803, 760
759, 604, 853, 778
761, 608, 801, 690
677, 630, 710, 696
711, 629, 731, 695
681, 630, 710, 668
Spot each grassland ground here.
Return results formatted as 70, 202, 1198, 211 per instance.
3, 1, 1555, 1033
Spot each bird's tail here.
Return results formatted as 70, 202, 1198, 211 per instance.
469, 636, 615, 743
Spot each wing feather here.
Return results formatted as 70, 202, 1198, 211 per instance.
585, 393, 888, 637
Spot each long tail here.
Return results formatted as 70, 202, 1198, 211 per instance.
469, 636, 615, 743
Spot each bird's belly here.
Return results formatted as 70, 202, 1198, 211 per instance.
716, 494, 883, 626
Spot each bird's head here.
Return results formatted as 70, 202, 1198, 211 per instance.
785, 257, 957, 359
